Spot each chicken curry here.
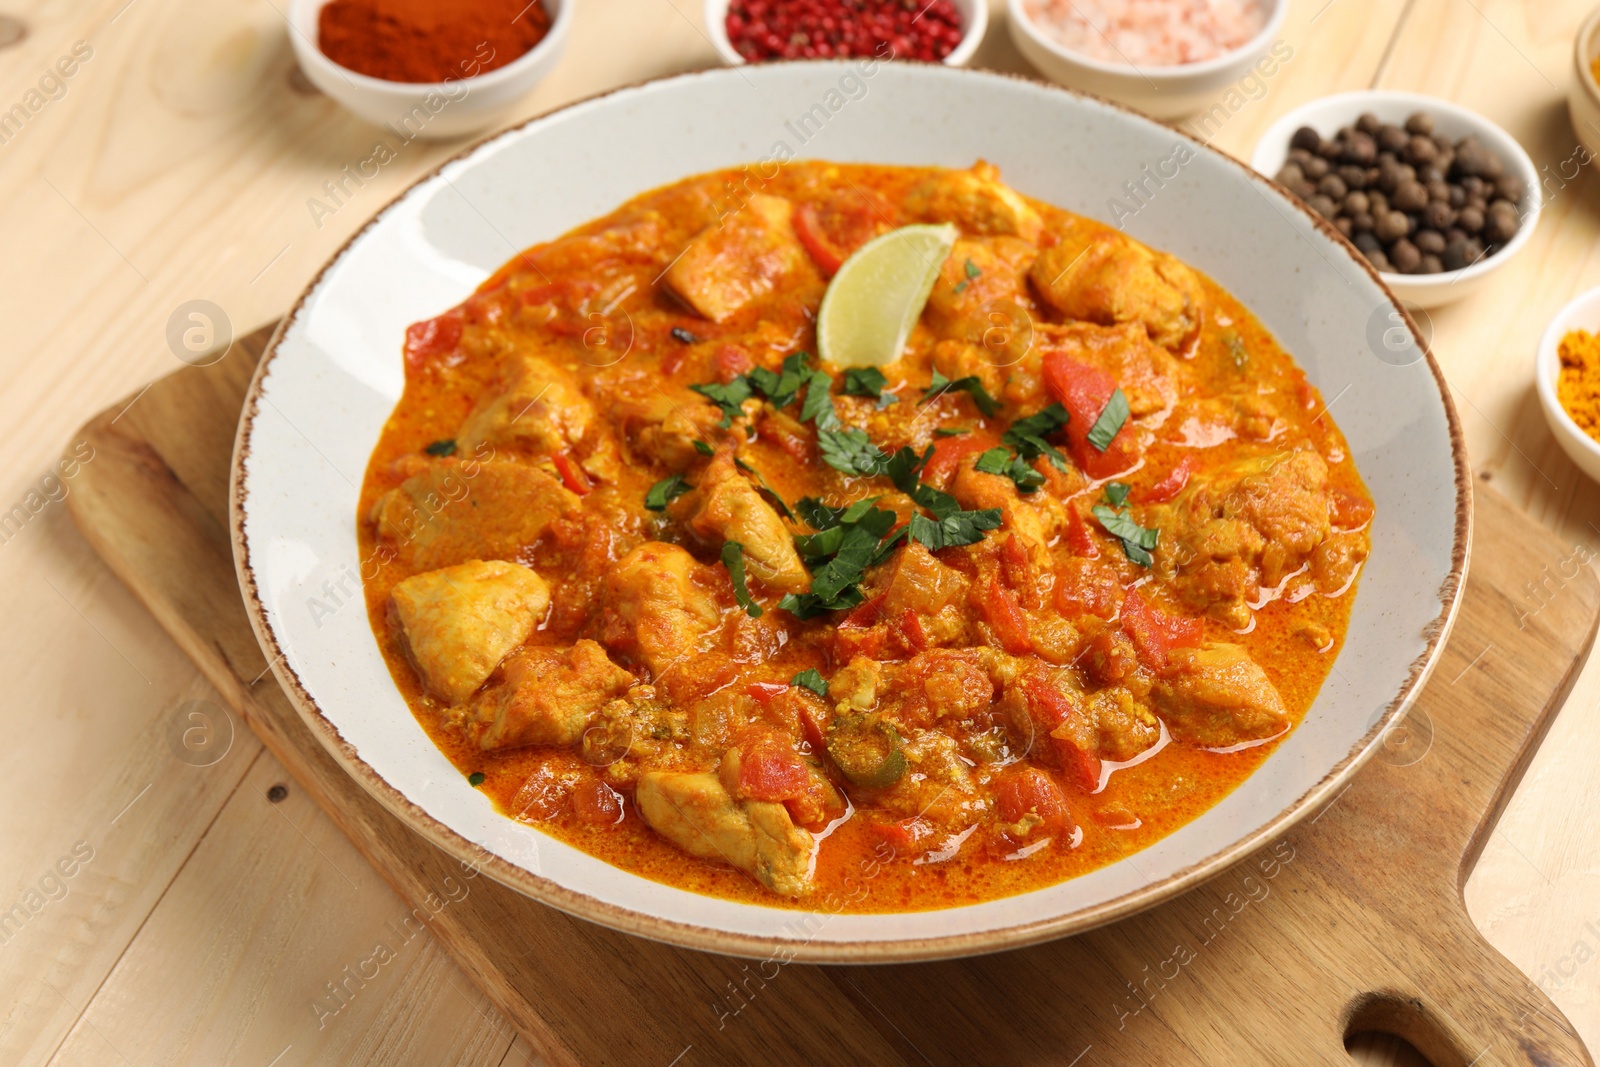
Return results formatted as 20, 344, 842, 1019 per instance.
358, 161, 1373, 910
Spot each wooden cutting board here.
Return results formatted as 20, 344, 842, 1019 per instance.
65, 323, 1596, 1066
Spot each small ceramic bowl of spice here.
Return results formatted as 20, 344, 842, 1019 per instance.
1537, 287, 1600, 483
288, 0, 571, 139
1569, 5, 1600, 161
1252, 91, 1540, 309
1006, 0, 1288, 119
705, 0, 987, 67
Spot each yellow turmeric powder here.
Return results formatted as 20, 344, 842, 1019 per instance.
1557, 327, 1600, 441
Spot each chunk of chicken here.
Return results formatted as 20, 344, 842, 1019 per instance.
867, 540, 970, 647
924, 236, 1039, 340
635, 770, 814, 896
390, 560, 550, 704
611, 387, 723, 468
664, 194, 808, 322
949, 462, 1065, 559
457, 350, 596, 458
674, 453, 808, 593
370, 461, 581, 570
903, 161, 1043, 242
1153, 644, 1289, 746
598, 542, 721, 677
1029, 322, 1180, 418
458, 640, 635, 750
1155, 450, 1334, 627
1031, 228, 1203, 352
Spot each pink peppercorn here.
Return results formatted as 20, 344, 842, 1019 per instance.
726, 0, 964, 62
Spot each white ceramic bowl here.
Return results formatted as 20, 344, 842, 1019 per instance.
1536, 287, 1600, 483
1569, 6, 1600, 161
1252, 91, 1540, 310
287, 0, 571, 140
703, 0, 986, 67
233, 62, 1468, 962
1006, 0, 1288, 119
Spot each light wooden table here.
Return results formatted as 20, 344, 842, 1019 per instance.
2, 0, 1596, 1063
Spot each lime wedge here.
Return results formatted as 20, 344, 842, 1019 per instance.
816, 223, 958, 368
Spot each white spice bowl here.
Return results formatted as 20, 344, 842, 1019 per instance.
288, 0, 572, 140
1252, 91, 1541, 310
1006, 0, 1289, 120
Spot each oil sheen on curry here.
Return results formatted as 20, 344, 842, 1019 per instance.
358, 161, 1373, 910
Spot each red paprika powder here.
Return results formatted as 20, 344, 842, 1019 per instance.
318, 0, 552, 83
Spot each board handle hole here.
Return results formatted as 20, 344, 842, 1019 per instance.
1344, 993, 1451, 1066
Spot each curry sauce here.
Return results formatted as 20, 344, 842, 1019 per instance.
358, 161, 1372, 911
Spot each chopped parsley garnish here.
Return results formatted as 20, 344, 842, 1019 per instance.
424, 439, 457, 456
784, 435, 1003, 616
644, 474, 693, 511
690, 377, 754, 429
934, 427, 970, 437
792, 668, 829, 698
921, 368, 1001, 418
1103, 481, 1131, 507
975, 446, 1046, 493
781, 524, 884, 618
1086, 388, 1130, 453
798, 368, 840, 431
467, 772, 485, 786
1092, 504, 1159, 567
693, 439, 715, 457
1002, 403, 1070, 470
695, 352, 840, 433
671, 326, 699, 344
842, 366, 898, 408
951, 258, 981, 294
818, 427, 889, 477
734, 457, 795, 521
746, 352, 811, 410
909, 508, 1002, 551
721, 541, 762, 618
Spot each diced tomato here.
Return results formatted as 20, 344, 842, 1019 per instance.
660, 346, 688, 376
403, 308, 464, 371
793, 190, 895, 277
1040, 354, 1135, 478
1119, 589, 1202, 674
871, 816, 936, 852
715, 343, 754, 382
998, 533, 1037, 603
1133, 457, 1193, 504
756, 408, 814, 464
995, 766, 1075, 838
841, 594, 887, 630
982, 578, 1033, 655
896, 609, 929, 653
736, 734, 811, 802
1330, 488, 1375, 529
746, 681, 790, 705
570, 780, 623, 825
797, 699, 831, 755
923, 431, 999, 485
551, 452, 592, 496
1054, 557, 1119, 619
1023, 676, 1101, 792
1063, 506, 1100, 559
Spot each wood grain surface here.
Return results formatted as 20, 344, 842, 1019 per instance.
5, 0, 1600, 1064
57, 324, 1599, 1065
